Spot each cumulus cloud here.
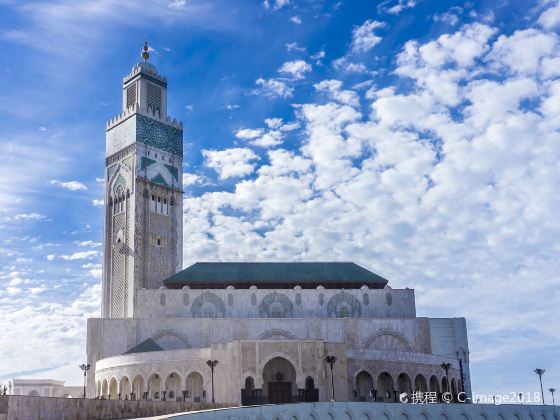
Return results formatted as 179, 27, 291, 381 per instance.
203, 148, 259, 179
351, 20, 385, 53
254, 78, 294, 99
235, 118, 299, 148
314, 79, 360, 107
0, 283, 100, 384
60, 250, 99, 260
278, 60, 312, 80
50, 179, 87, 191
92, 199, 104, 207
538, 1, 560, 29
183, 16, 560, 397
76, 240, 101, 247
182, 173, 200, 186
235, 128, 264, 140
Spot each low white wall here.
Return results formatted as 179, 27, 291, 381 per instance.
145, 401, 560, 420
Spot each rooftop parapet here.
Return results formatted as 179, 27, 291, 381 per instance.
106, 102, 183, 131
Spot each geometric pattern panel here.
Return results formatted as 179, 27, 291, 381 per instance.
136, 114, 183, 156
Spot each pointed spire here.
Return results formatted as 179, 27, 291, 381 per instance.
141, 41, 150, 62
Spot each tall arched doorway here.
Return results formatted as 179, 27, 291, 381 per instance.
356, 371, 374, 401
377, 372, 394, 402
262, 357, 297, 404
186, 372, 204, 402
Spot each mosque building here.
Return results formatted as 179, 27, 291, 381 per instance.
86, 44, 472, 406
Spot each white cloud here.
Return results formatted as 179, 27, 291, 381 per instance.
13, 213, 45, 221
311, 50, 326, 61
255, 78, 294, 99
92, 199, 104, 207
60, 250, 99, 260
286, 42, 305, 53
183, 19, 560, 398
95, 178, 104, 183
235, 128, 264, 140
0, 283, 101, 386
351, 20, 385, 53
225, 104, 240, 110
182, 173, 200, 186
168, 0, 186, 10
378, 0, 417, 15
278, 60, 312, 80
333, 57, 371, 74
314, 79, 360, 107
263, 0, 290, 10
203, 148, 259, 179
265, 118, 283, 129
235, 119, 299, 148
76, 240, 101, 247
46, 254, 55, 261
290, 16, 302, 24
50, 179, 87, 191
488, 29, 558, 76
538, 1, 560, 29
433, 6, 464, 26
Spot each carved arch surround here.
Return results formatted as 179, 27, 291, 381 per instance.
259, 292, 294, 318
363, 329, 414, 352
326, 292, 362, 318
259, 329, 298, 340
191, 292, 226, 318
150, 329, 190, 348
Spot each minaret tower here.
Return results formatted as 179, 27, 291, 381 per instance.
102, 42, 183, 318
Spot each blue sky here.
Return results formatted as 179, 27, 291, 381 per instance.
0, 0, 559, 401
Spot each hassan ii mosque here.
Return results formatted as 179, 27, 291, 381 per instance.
85, 43, 472, 407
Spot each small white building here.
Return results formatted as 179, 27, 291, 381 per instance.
8, 379, 82, 398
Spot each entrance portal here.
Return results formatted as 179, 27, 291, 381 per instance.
262, 357, 297, 404
268, 381, 292, 404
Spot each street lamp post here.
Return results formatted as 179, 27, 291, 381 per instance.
534, 368, 545, 405
323, 354, 337, 402
440, 362, 451, 394
549, 388, 556, 405
206, 360, 219, 404
79, 364, 91, 399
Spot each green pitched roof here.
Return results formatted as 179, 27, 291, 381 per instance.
123, 338, 163, 355
163, 262, 388, 289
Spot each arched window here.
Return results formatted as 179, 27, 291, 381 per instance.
305, 376, 315, 390
244, 376, 255, 391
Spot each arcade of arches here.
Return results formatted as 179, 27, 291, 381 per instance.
97, 371, 206, 402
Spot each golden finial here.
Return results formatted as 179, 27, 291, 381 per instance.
141, 41, 150, 62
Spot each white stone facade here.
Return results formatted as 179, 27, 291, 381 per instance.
87, 285, 471, 404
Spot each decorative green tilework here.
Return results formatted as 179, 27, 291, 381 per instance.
164, 164, 179, 181
141, 156, 156, 170
151, 173, 168, 187
107, 164, 118, 181
122, 156, 133, 170
136, 114, 183, 156
113, 174, 126, 192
